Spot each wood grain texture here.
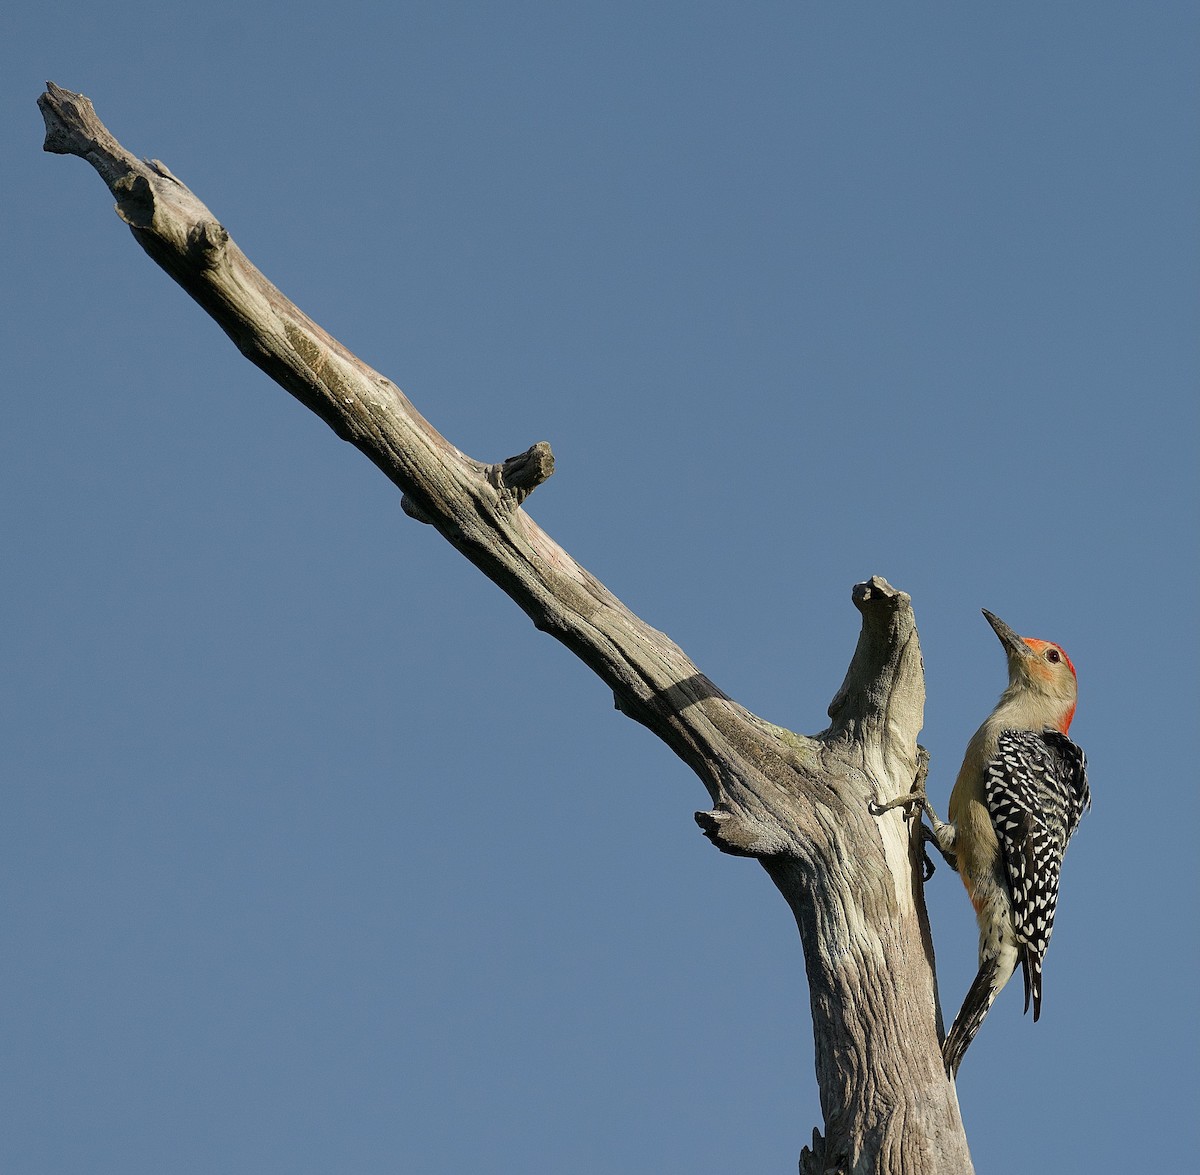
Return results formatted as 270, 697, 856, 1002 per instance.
40, 82, 974, 1173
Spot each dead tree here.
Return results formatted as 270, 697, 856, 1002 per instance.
39, 82, 973, 1174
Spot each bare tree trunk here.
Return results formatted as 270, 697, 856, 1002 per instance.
38, 83, 973, 1174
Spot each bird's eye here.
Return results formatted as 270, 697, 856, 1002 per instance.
1046, 648, 1061, 664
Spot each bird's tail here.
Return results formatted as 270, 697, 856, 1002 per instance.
1021, 945, 1043, 1021
943, 957, 1003, 1079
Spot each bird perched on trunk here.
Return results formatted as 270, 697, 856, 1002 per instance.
872, 609, 1091, 1077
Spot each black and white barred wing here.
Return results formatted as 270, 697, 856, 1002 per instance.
984, 728, 1090, 1020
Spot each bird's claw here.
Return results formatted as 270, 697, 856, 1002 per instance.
869, 787, 927, 819
921, 844, 937, 881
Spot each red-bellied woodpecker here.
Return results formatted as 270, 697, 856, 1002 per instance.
872, 610, 1090, 1078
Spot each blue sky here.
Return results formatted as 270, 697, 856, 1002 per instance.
3, 4, 1197, 1172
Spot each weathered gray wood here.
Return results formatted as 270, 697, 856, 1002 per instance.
39, 82, 973, 1174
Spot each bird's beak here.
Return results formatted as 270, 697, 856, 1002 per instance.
982, 609, 1032, 661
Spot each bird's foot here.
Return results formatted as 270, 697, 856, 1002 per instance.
868, 746, 932, 818
869, 748, 957, 878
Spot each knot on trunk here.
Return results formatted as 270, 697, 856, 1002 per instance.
487, 441, 555, 506
694, 806, 792, 858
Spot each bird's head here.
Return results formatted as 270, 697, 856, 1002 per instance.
983, 609, 1077, 732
